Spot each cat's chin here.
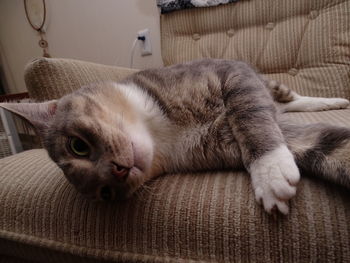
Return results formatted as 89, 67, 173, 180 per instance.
130, 139, 153, 175
126, 120, 154, 171
122, 166, 148, 198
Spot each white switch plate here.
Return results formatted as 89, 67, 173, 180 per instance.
137, 28, 152, 56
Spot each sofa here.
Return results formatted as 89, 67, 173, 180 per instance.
1, 0, 349, 262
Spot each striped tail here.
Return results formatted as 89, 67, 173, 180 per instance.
280, 121, 350, 189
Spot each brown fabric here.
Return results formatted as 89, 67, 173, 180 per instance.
0, 91, 349, 261
24, 58, 137, 101
160, 0, 350, 99
285, 108, 350, 126
0, 138, 349, 262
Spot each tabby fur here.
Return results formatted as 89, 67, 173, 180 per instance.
1, 59, 349, 214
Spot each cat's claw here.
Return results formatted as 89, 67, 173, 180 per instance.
249, 145, 300, 215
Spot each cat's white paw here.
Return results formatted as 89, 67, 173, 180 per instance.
282, 97, 349, 112
249, 145, 300, 214
319, 98, 350, 110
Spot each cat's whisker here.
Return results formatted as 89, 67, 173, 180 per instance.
133, 182, 160, 201
121, 111, 124, 121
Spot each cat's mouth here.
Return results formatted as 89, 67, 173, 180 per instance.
94, 165, 146, 201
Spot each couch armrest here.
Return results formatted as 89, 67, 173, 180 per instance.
24, 58, 138, 101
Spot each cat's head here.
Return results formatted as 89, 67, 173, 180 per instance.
0, 83, 154, 201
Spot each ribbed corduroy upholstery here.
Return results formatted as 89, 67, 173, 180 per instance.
161, 0, 350, 99
24, 58, 137, 101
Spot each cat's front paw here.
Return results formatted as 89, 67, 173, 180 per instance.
249, 145, 300, 214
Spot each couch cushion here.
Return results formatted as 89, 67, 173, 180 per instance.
160, 0, 350, 99
0, 109, 349, 263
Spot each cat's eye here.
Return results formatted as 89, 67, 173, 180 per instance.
69, 137, 90, 157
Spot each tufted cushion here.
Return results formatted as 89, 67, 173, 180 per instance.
160, 0, 350, 99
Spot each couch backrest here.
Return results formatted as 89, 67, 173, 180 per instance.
160, 0, 350, 99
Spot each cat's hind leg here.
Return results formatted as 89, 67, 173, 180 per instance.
221, 63, 300, 214
280, 93, 349, 112
265, 79, 349, 112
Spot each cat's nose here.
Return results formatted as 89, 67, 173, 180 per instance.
111, 162, 130, 180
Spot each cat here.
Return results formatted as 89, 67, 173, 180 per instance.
1, 58, 350, 214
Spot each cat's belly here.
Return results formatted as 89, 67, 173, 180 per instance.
163, 119, 245, 174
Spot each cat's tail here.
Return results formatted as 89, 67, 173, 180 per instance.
280, 121, 350, 189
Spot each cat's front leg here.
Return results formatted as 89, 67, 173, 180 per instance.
248, 145, 300, 214
221, 63, 300, 214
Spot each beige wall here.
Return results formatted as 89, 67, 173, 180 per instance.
0, 0, 163, 94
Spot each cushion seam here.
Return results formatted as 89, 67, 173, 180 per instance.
0, 229, 217, 263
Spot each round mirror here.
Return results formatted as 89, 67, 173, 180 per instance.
24, 0, 46, 31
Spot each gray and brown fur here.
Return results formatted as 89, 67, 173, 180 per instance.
1, 58, 349, 211
123, 59, 350, 186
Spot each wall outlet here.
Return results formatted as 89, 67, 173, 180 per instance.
137, 28, 152, 56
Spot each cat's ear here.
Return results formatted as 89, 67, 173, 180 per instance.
0, 100, 57, 134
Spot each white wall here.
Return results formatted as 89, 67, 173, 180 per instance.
0, 0, 163, 94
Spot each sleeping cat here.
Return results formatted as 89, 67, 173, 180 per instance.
1, 59, 350, 214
